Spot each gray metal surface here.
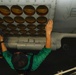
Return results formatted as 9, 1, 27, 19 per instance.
0, 0, 56, 36
0, 0, 76, 50
54, 0, 76, 33
4, 32, 76, 50
0, 0, 56, 5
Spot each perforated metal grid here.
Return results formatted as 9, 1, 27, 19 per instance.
0, 5, 51, 36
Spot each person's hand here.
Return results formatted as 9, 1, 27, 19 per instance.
45, 20, 53, 35
0, 35, 4, 42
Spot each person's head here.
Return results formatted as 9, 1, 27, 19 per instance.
12, 52, 28, 70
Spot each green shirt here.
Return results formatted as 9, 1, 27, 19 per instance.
2, 47, 51, 71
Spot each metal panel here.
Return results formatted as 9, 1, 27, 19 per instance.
0, 0, 56, 5
3, 33, 76, 50
54, 0, 76, 33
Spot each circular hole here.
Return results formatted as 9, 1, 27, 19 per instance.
0, 24, 6, 30
11, 5, 23, 15
0, 5, 10, 15
10, 30, 18, 35
37, 24, 45, 30
28, 29, 36, 34
38, 29, 45, 34
2, 29, 10, 34
37, 16, 47, 23
0, 18, 3, 23
7, 24, 16, 30
3, 16, 14, 23
25, 16, 36, 23
17, 24, 26, 30
27, 24, 36, 29
19, 30, 27, 34
36, 5, 48, 15
23, 5, 35, 15
14, 16, 25, 23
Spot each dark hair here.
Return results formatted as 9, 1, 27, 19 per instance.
12, 52, 28, 70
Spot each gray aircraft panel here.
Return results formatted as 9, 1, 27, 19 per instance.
54, 0, 76, 33
0, 0, 76, 50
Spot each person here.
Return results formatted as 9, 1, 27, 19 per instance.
0, 20, 53, 75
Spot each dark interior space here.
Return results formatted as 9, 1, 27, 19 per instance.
0, 37, 76, 75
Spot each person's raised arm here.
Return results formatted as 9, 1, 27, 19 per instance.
45, 20, 53, 48
0, 35, 7, 52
